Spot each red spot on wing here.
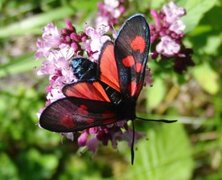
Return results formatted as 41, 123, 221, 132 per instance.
128, 80, 137, 96
86, 118, 94, 124
78, 105, 88, 115
135, 63, 142, 73
131, 36, 146, 53
61, 115, 75, 128
122, 56, 134, 67
100, 42, 120, 92
79, 105, 87, 110
133, 80, 144, 97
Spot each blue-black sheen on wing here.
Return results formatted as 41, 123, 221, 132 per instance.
70, 57, 98, 82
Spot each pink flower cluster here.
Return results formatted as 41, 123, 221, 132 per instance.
36, 23, 75, 103
36, 0, 132, 152
36, 20, 110, 103
150, 1, 194, 73
150, 2, 186, 57
84, 25, 110, 61
96, 0, 126, 31
77, 123, 141, 153
60, 19, 88, 55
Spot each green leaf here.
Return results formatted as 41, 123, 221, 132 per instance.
0, 153, 19, 180
0, 53, 40, 78
178, 0, 218, 32
192, 62, 219, 95
146, 77, 166, 110
0, 0, 98, 38
18, 148, 59, 179
125, 123, 194, 180
202, 33, 222, 55
0, 7, 74, 38
150, 0, 165, 9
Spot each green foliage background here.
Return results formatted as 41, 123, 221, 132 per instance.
0, 0, 221, 179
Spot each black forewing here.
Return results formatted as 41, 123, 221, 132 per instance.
114, 14, 150, 98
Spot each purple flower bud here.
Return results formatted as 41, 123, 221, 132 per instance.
61, 29, 68, 35
78, 132, 88, 146
89, 127, 98, 134
151, 51, 158, 59
150, 10, 161, 30
80, 33, 88, 42
87, 137, 99, 153
65, 36, 71, 43
65, 19, 76, 32
70, 33, 79, 41
159, 30, 166, 36
71, 42, 78, 51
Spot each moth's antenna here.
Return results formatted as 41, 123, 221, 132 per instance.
136, 117, 177, 123
130, 118, 176, 164
131, 120, 135, 165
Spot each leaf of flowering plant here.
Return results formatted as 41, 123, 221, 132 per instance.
0, 7, 75, 38
192, 62, 219, 95
0, 1, 100, 38
180, 0, 218, 32
0, 53, 40, 78
124, 123, 194, 180
146, 77, 166, 110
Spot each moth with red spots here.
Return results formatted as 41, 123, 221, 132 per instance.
39, 14, 175, 164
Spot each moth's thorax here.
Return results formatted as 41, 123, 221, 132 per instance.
116, 98, 136, 120
71, 58, 98, 81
